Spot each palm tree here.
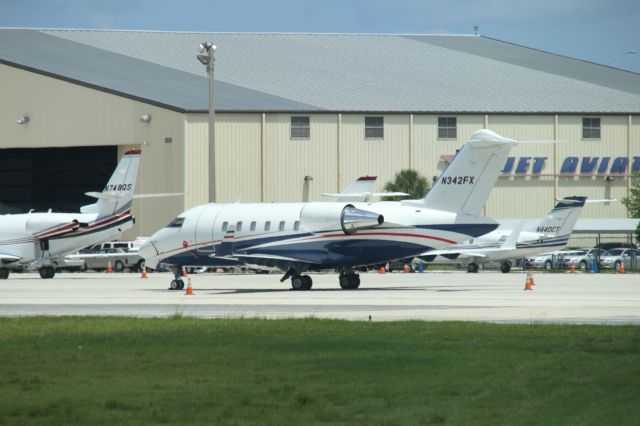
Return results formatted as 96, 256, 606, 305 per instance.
382, 169, 430, 201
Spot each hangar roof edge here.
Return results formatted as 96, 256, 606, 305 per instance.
1, 28, 639, 113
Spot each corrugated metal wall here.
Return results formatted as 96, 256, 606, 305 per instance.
339, 114, 409, 196
208, 112, 637, 221
262, 114, 338, 202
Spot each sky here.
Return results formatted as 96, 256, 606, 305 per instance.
2, 0, 639, 74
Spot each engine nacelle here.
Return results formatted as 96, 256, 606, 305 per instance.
25, 213, 81, 238
300, 203, 384, 235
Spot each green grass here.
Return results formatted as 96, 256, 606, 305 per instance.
0, 318, 638, 425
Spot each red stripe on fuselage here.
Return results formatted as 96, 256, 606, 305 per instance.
307, 231, 457, 244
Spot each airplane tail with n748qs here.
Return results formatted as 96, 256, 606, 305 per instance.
139, 129, 517, 291
0, 150, 141, 279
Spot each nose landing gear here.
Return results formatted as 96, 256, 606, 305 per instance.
169, 268, 185, 290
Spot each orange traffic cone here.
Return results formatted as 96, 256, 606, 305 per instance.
107, 261, 113, 273
403, 263, 410, 273
185, 277, 194, 295
141, 267, 148, 279
619, 262, 625, 274
529, 272, 535, 286
570, 259, 576, 274
524, 273, 533, 291
379, 266, 386, 274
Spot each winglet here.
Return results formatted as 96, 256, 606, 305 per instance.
502, 220, 524, 250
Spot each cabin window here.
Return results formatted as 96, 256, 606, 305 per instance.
438, 117, 457, 139
236, 221, 243, 232
279, 221, 286, 231
250, 221, 257, 231
291, 116, 310, 139
293, 221, 300, 231
582, 117, 601, 139
264, 221, 271, 231
167, 217, 185, 228
365, 116, 384, 139
222, 221, 228, 232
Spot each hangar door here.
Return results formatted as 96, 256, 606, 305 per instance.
0, 146, 117, 214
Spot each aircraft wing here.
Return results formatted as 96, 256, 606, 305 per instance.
423, 248, 489, 259
422, 220, 527, 263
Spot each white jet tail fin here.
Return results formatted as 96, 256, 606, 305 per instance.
414, 129, 516, 214
529, 196, 587, 236
80, 149, 141, 218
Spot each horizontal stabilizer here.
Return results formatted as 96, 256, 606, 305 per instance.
321, 191, 409, 198
85, 191, 123, 201
133, 193, 184, 199
585, 199, 617, 204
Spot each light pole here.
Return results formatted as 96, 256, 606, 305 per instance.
607, 49, 636, 66
197, 41, 217, 203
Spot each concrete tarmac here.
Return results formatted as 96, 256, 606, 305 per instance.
0, 270, 638, 324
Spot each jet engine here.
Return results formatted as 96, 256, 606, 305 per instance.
25, 214, 81, 238
300, 203, 384, 235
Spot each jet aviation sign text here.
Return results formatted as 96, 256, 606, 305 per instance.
500, 156, 640, 175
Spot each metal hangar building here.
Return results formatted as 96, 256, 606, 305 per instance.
1, 28, 639, 241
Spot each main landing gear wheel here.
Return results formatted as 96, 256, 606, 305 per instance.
170, 278, 185, 290
38, 266, 55, 279
339, 273, 360, 290
291, 275, 313, 290
0, 268, 9, 279
500, 261, 512, 273
467, 263, 479, 273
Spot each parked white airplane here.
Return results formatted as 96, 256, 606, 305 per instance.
139, 129, 517, 290
420, 196, 588, 273
0, 150, 141, 279
322, 175, 408, 202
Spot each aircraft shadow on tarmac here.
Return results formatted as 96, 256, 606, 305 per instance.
144, 286, 481, 295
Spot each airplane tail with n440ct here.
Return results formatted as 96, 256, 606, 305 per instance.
0, 150, 141, 279
420, 196, 588, 273
139, 129, 517, 291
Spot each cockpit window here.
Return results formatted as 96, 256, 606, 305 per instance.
167, 217, 185, 228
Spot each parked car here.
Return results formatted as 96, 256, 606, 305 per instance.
87, 238, 147, 253
523, 251, 566, 270
67, 248, 145, 272
51, 255, 87, 271
599, 248, 640, 271
558, 248, 606, 270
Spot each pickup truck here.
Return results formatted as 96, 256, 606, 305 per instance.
66, 248, 145, 272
